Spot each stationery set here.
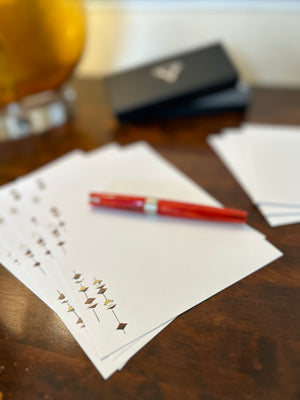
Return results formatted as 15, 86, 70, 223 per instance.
0, 141, 282, 379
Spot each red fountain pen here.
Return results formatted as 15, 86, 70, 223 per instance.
89, 193, 248, 224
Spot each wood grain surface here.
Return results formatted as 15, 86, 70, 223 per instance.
0, 79, 299, 400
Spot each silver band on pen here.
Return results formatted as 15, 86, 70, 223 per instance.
144, 197, 158, 214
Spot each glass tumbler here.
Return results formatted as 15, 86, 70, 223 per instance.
0, 0, 85, 140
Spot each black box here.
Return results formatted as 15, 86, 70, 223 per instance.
138, 83, 250, 121
103, 43, 241, 122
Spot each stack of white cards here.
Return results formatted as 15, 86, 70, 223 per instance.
208, 123, 300, 227
0, 141, 282, 379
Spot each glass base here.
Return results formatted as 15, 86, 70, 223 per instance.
0, 86, 76, 141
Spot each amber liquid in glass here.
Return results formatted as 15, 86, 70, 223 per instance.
0, 0, 85, 108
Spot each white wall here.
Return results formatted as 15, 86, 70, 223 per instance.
75, 4, 300, 87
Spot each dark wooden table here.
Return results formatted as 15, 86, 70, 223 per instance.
0, 79, 299, 400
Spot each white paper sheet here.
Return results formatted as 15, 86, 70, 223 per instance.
208, 123, 300, 226
23, 142, 280, 357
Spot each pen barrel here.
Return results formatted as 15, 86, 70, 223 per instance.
157, 200, 247, 223
89, 193, 146, 212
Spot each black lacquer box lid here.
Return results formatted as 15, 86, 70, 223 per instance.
103, 43, 240, 122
